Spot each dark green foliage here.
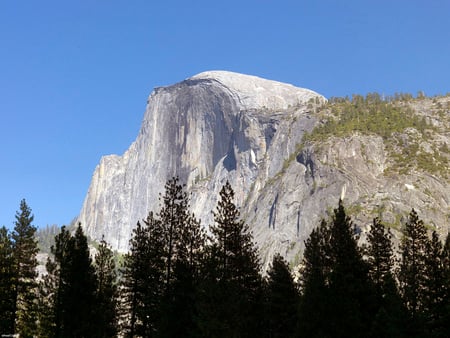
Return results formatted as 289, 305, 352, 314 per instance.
423, 231, 447, 336
37, 225, 71, 338
441, 233, 450, 336
62, 224, 98, 337
298, 220, 331, 337
157, 177, 206, 337
305, 94, 428, 142
39, 224, 98, 338
210, 181, 261, 284
11, 199, 39, 337
398, 209, 432, 336
94, 237, 118, 337
120, 215, 165, 337
367, 218, 394, 290
326, 200, 374, 337
398, 210, 429, 318
299, 200, 374, 338
303, 93, 448, 176
37, 253, 58, 337
120, 178, 206, 338
159, 177, 189, 290
265, 253, 299, 338
0, 226, 15, 335
366, 218, 407, 337
7, 183, 450, 337
197, 181, 263, 337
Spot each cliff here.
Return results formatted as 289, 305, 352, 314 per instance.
77, 71, 450, 269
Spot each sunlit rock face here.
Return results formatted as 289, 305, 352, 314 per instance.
78, 71, 449, 270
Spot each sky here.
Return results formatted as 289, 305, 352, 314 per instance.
0, 0, 449, 229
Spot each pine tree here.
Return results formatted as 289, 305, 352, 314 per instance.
11, 199, 39, 337
366, 217, 394, 291
440, 232, 450, 336
120, 213, 165, 337
94, 237, 118, 337
298, 220, 331, 337
328, 200, 374, 337
37, 253, 58, 338
52, 225, 72, 338
158, 177, 206, 337
265, 253, 299, 338
198, 181, 262, 337
366, 218, 406, 337
39, 224, 97, 338
398, 209, 430, 335
0, 226, 15, 335
158, 177, 190, 290
62, 224, 97, 337
423, 231, 447, 336
37, 225, 72, 338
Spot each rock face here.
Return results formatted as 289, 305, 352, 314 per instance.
78, 71, 450, 269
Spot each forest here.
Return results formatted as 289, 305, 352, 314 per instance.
1, 177, 450, 337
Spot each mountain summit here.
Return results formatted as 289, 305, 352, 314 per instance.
78, 71, 449, 268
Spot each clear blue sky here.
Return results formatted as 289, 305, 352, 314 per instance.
1, 0, 449, 229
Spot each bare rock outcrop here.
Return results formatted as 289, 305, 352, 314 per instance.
78, 71, 450, 269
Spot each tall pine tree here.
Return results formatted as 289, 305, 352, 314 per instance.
299, 200, 373, 337
39, 225, 98, 338
0, 226, 15, 335
398, 209, 430, 336
298, 220, 331, 337
265, 253, 299, 338
440, 232, 450, 336
37, 225, 72, 338
120, 213, 165, 337
327, 199, 373, 337
62, 224, 98, 337
12, 199, 39, 337
422, 231, 447, 336
198, 181, 262, 337
366, 217, 394, 291
366, 217, 406, 337
94, 237, 119, 337
158, 177, 205, 337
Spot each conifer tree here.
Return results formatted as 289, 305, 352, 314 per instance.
11, 199, 39, 337
366, 218, 394, 291
440, 232, 450, 336
423, 231, 447, 336
398, 209, 430, 335
298, 220, 331, 337
366, 217, 406, 337
62, 224, 97, 337
158, 177, 205, 337
0, 226, 15, 335
94, 237, 118, 338
328, 200, 373, 337
39, 225, 72, 338
39, 225, 97, 338
120, 213, 165, 337
199, 181, 262, 337
158, 177, 190, 290
265, 253, 299, 338
37, 252, 58, 338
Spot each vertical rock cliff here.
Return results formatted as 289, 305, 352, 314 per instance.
78, 71, 450, 269
78, 71, 323, 254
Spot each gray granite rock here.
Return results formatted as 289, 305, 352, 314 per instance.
77, 71, 450, 270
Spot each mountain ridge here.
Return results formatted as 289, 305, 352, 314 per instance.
77, 71, 449, 269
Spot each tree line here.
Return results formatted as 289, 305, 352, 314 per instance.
1, 179, 450, 337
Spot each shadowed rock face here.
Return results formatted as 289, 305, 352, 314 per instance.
78, 71, 322, 254
78, 71, 450, 270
